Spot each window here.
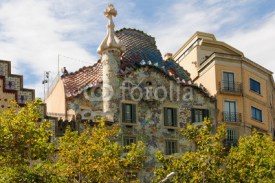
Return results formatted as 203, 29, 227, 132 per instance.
224, 101, 236, 122
251, 106, 262, 122
226, 129, 238, 148
146, 81, 152, 86
124, 137, 136, 153
223, 72, 235, 91
250, 79, 261, 94
122, 103, 136, 123
164, 107, 177, 127
165, 140, 178, 155
191, 108, 209, 123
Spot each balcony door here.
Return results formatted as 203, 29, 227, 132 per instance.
224, 101, 236, 122
223, 72, 235, 91
226, 129, 237, 147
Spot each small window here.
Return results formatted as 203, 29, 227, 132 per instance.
165, 140, 178, 155
191, 108, 209, 123
164, 107, 177, 127
124, 137, 136, 153
122, 103, 136, 123
250, 79, 261, 94
146, 81, 152, 86
251, 106, 262, 122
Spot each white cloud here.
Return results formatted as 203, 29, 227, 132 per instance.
222, 12, 275, 73
0, 0, 104, 99
150, 0, 257, 55
0, 0, 274, 100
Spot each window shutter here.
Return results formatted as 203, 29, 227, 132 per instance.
191, 108, 195, 123
164, 107, 168, 126
166, 141, 169, 155
173, 108, 177, 127
122, 103, 126, 122
203, 109, 210, 120
132, 104, 136, 123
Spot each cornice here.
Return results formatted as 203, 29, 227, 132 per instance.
173, 31, 216, 59
201, 39, 244, 56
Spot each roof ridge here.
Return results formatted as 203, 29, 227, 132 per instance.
61, 59, 102, 78
115, 28, 156, 45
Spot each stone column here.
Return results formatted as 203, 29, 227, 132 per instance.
97, 4, 125, 122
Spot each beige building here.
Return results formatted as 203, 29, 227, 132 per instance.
172, 31, 275, 147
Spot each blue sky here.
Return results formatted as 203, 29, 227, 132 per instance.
0, 0, 274, 99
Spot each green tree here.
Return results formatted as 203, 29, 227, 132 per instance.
0, 100, 63, 182
226, 131, 275, 182
153, 118, 227, 183
57, 120, 147, 183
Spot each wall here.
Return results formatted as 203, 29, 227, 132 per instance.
196, 63, 217, 96
178, 46, 199, 80
45, 79, 66, 118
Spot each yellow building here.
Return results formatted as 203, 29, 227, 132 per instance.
172, 31, 275, 147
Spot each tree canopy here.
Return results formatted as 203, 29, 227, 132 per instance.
153, 118, 275, 183
0, 99, 61, 182
57, 119, 147, 183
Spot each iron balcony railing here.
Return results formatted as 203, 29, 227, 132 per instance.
222, 111, 242, 122
222, 139, 238, 149
219, 80, 242, 93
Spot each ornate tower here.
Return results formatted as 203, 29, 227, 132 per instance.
97, 4, 125, 121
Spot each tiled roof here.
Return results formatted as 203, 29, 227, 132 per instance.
62, 62, 103, 97
115, 28, 164, 69
61, 29, 194, 97
164, 59, 191, 82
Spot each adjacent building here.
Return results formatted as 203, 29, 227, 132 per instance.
0, 60, 35, 111
172, 31, 275, 147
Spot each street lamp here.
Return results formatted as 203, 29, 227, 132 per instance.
42, 71, 50, 101
159, 172, 178, 183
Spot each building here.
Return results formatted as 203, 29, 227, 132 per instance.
0, 60, 35, 111
172, 31, 275, 147
45, 4, 217, 181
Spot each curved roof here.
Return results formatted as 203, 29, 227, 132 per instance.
62, 29, 194, 97
115, 28, 164, 69
62, 62, 103, 97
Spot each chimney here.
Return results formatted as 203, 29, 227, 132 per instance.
164, 52, 173, 60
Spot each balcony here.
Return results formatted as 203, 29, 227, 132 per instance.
219, 81, 242, 94
222, 139, 238, 150
222, 112, 242, 122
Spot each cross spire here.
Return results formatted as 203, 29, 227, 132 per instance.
97, 4, 125, 55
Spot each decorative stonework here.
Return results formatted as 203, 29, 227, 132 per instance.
18, 95, 27, 104
97, 4, 125, 55
5, 81, 15, 90
0, 67, 3, 75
